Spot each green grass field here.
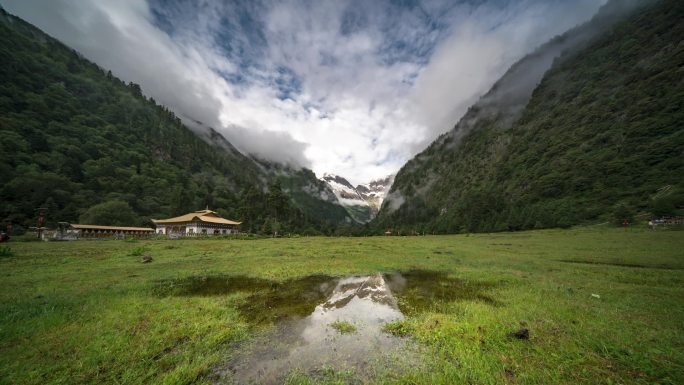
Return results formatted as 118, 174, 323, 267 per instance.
1, 226, 683, 384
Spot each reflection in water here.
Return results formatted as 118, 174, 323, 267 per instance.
222, 274, 409, 384
386, 270, 499, 314
155, 270, 499, 383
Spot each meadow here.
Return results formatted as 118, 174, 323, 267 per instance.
1, 226, 683, 384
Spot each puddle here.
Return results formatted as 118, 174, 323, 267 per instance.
153, 274, 337, 324
217, 274, 410, 384
385, 270, 499, 314
154, 270, 498, 383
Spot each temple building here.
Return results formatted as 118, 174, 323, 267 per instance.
152, 209, 241, 236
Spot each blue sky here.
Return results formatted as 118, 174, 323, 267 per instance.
4, 0, 604, 184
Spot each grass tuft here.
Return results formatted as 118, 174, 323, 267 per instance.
382, 320, 414, 337
0, 246, 13, 257
128, 246, 147, 257
330, 320, 357, 334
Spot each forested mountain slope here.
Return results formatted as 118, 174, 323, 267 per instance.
256, 161, 353, 229
375, 0, 684, 233
0, 8, 350, 233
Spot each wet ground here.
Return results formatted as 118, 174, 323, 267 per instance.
154, 270, 498, 384
384, 270, 499, 313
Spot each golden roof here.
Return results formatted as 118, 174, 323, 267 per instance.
151, 209, 241, 225
71, 224, 155, 232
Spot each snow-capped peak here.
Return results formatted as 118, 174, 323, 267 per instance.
320, 174, 367, 207
319, 173, 395, 220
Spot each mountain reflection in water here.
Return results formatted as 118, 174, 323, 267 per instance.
223, 274, 410, 384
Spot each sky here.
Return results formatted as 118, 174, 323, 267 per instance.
3, 0, 605, 185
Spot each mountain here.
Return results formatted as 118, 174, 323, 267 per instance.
192, 118, 354, 227
375, 0, 684, 234
257, 164, 353, 227
0, 7, 350, 233
354, 175, 394, 214
321, 174, 367, 206
321, 174, 393, 223
320, 174, 372, 223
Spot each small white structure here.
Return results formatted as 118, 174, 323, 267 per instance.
152, 209, 241, 237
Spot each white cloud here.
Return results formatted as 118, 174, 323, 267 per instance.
4, 0, 604, 185
408, 0, 607, 151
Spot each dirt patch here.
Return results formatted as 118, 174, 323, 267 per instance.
508, 328, 529, 340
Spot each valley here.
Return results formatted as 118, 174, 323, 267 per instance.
1, 0, 682, 384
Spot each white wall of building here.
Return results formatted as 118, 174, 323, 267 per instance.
153, 222, 236, 236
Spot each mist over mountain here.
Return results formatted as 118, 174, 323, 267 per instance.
0, 8, 351, 233
184, 117, 353, 226
356, 175, 395, 214
320, 174, 394, 223
2, 0, 606, 184
375, 0, 684, 233
2, 0, 682, 236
